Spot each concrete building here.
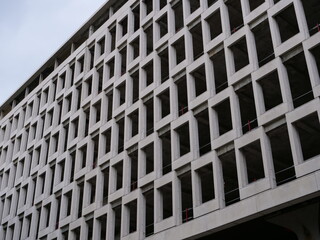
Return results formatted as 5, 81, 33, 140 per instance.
0, 0, 320, 239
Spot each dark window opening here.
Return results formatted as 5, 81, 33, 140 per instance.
120, 47, 127, 75
188, 0, 200, 13
195, 109, 211, 156
88, 177, 96, 204
107, 57, 115, 79
207, 10, 222, 40
78, 56, 85, 74
160, 183, 173, 219
85, 77, 92, 98
76, 84, 82, 110
58, 159, 65, 182
160, 131, 172, 175
159, 89, 170, 119
66, 190, 72, 216
92, 134, 99, 168
230, 37, 249, 72
42, 63, 55, 79
84, 108, 90, 136
301, 0, 320, 36
59, 73, 66, 91
98, 214, 107, 240
190, 22, 204, 60
103, 167, 109, 204
129, 110, 139, 137
117, 82, 126, 106
145, 98, 154, 135
173, 0, 184, 32
131, 70, 139, 103
179, 171, 193, 223
143, 0, 153, 15
258, 71, 283, 112
160, 48, 169, 83
97, 67, 104, 94
236, 82, 258, 134
208, 0, 218, 7
129, 150, 138, 191
197, 164, 215, 203
53, 133, 59, 153
219, 149, 240, 206
241, 140, 265, 184
294, 112, 320, 161
176, 76, 188, 116
274, 4, 300, 43
215, 99, 233, 136
70, 63, 75, 86
160, 0, 166, 9
65, 93, 72, 113
98, 37, 105, 56
127, 200, 137, 234
89, 45, 95, 70
119, 16, 128, 37
131, 37, 140, 60
310, 44, 320, 76
133, 4, 140, 32
158, 14, 168, 39
110, 27, 116, 52
143, 60, 154, 87
249, 0, 264, 12
77, 182, 84, 218
176, 123, 190, 157
80, 145, 87, 169
173, 37, 186, 65
57, 100, 63, 125
252, 20, 275, 67
211, 50, 228, 93
93, 100, 101, 124
145, 24, 153, 55
284, 51, 313, 108
103, 128, 111, 155
267, 125, 295, 185
73, 227, 81, 239
35, 207, 41, 238
143, 143, 154, 175
117, 118, 125, 154
191, 64, 207, 97
114, 205, 122, 240
70, 151, 75, 182
107, 90, 113, 121
114, 161, 123, 191
45, 203, 51, 227
226, 0, 244, 33
144, 189, 154, 237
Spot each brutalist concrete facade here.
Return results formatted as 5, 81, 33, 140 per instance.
0, 0, 320, 239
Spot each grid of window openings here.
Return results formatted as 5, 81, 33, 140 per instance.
0, 0, 320, 239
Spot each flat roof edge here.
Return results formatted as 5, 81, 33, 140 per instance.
0, 0, 121, 111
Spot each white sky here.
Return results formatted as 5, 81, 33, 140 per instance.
0, 0, 106, 106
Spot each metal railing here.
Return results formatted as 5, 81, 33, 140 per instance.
275, 165, 296, 185
258, 52, 275, 66
145, 223, 154, 237
225, 188, 240, 206
182, 207, 194, 223
231, 24, 244, 33
309, 23, 320, 35
242, 118, 258, 133
178, 105, 188, 116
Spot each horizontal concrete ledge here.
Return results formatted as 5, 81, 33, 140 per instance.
147, 171, 320, 240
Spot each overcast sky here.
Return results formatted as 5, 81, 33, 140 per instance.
0, 0, 106, 105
